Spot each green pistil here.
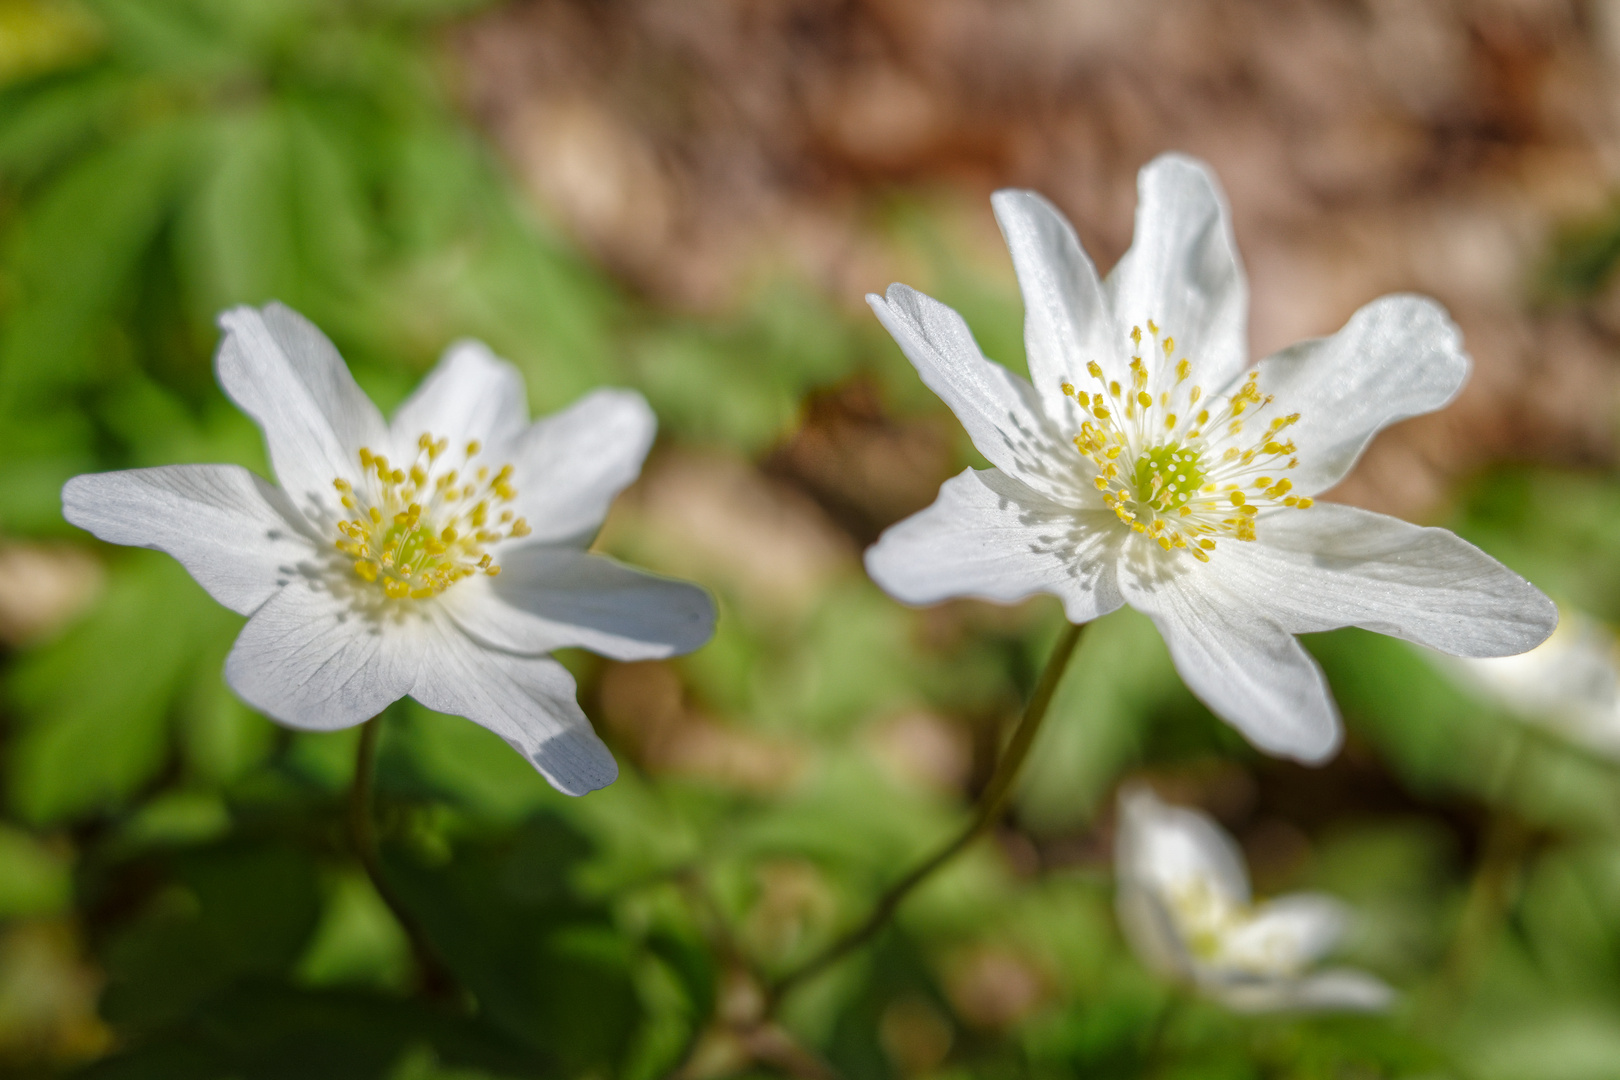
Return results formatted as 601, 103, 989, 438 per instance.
1132, 443, 1204, 510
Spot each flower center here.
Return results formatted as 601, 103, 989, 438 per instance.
330, 434, 531, 600
1063, 321, 1314, 562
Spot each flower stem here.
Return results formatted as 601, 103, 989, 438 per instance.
350, 714, 458, 1000
763, 620, 1087, 1014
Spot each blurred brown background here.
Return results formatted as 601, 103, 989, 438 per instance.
456, 0, 1620, 520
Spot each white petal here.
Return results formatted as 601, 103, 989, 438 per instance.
868, 285, 1084, 503
1218, 894, 1349, 972
388, 340, 529, 456
1123, 566, 1341, 762
1105, 155, 1248, 396
1224, 503, 1557, 657
864, 468, 1123, 624
992, 189, 1117, 420
224, 578, 421, 730
214, 304, 387, 520
410, 617, 617, 796
1116, 785, 1251, 905
440, 546, 716, 660
1258, 295, 1469, 495
63, 465, 316, 616
1115, 885, 1194, 982
1211, 968, 1394, 1013
497, 389, 656, 546
1285, 969, 1396, 1012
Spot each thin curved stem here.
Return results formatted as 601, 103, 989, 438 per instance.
764, 620, 1087, 1014
350, 714, 459, 1000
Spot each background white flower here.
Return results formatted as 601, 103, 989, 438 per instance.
1115, 785, 1392, 1013
864, 152, 1555, 762
1438, 605, 1620, 761
62, 303, 715, 796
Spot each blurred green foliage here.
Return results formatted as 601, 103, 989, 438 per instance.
3, 2, 1620, 1079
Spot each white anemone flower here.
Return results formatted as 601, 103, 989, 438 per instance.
1115, 785, 1392, 1013
1440, 605, 1620, 761
63, 304, 715, 796
864, 153, 1556, 761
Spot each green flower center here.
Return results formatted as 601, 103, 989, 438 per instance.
1132, 443, 1205, 512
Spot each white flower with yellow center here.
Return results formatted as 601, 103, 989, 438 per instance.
1115, 786, 1392, 1013
865, 153, 1556, 761
62, 304, 715, 795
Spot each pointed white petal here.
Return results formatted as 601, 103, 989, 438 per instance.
1123, 567, 1341, 762
441, 546, 716, 660
992, 189, 1118, 420
214, 304, 387, 519
1116, 785, 1251, 905
1224, 503, 1557, 657
410, 617, 617, 796
868, 285, 1085, 503
1258, 295, 1469, 495
63, 465, 316, 616
864, 468, 1123, 624
498, 389, 656, 546
388, 340, 529, 456
1219, 894, 1349, 972
1105, 155, 1248, 396
224, 578, 421, 730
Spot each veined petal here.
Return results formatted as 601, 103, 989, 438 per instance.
863, 468, 1124, 625
441, 546, 716, 660
1105, 154, 1248, 396
992, 189, 1118, 421
498, 389, 656, 546
63, 465, 316, 616
1117, 785, 1251, 906
224, 578, 421, 730
1224, 503, 1557, 657
215, 304, 387, 519
1258, 295, 1469, 495
389, 340, 529, 457
1219, 894, 1349, 972
411, 617, 617, 796
1123, 567, 1341, 762
868, 285, 1084, 503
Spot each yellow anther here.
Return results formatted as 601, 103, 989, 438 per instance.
486, 565, 501, 577
1095, 476, 1111, 490
1147, 319, 1158, 334
1137, 391, 1153, 408
1061, 382, 1075, 396
466, 440, 481, 456
1199, 539, 1216, 550
1158, 536, 1172, 550
1256, 477, 1272, 487
1297, 497, 1314, 508
509, 519, 530, 538
1264, 442, 1284, 455
1175, 359, 1190, 381
1110, 381, 1121, 398
1229, 491, 1246, 506
369, 507, 382, 524
1131, 326, 1142, 345
410, 465, 426, 487
1106, 445, 1122, 459
1076, 391, 1091, 407
1192, 548, 1210, 562
1093, 406, 1110, 419
1165, 414, 1177, 430
1163, 336, 1174, 356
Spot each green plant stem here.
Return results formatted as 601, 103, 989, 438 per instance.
763, 620, 1087, 1014
350, 714, 458, 1000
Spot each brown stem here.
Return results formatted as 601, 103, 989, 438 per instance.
763, 620, 1087, 1014
349, 714, 459, 1000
